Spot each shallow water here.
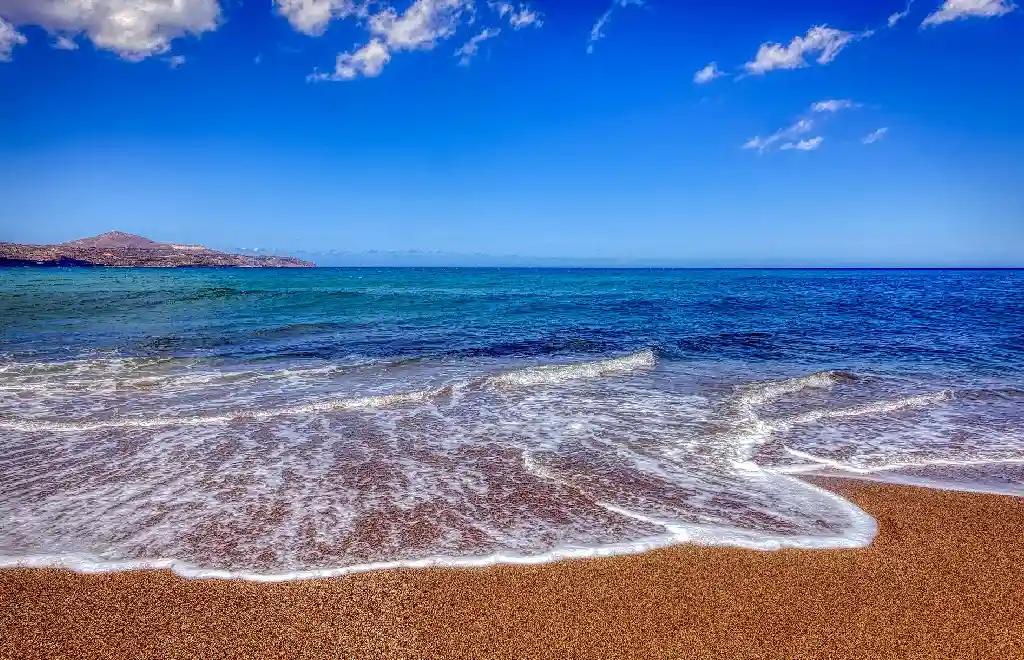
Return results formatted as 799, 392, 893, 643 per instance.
1, 268, 1021, 579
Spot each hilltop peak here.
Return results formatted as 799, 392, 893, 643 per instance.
63, 232, 163, 250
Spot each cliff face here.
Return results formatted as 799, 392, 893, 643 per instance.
0, 232, 316, 268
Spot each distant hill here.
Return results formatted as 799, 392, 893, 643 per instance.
0, 232, 316, 268
64, 231, 163, 250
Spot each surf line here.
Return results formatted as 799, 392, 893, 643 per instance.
0, 350, 658, 432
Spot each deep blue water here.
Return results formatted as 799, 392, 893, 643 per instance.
1, 268, 1022, 578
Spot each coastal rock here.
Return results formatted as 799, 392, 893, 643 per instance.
0, 232, 315, 268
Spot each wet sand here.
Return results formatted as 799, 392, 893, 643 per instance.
2, 478, 1023, 659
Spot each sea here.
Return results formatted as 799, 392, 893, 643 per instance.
1, 268, 1022, 580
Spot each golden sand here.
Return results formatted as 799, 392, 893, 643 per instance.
2, 478, 1023, 659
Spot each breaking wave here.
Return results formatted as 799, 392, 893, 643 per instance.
487, 349, 656, 387
0, 350, 658, 432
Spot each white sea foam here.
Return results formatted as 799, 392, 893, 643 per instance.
0, 359, 379, 394
488, 349, 656, 387
0, 351, 656, 432
736, 370, 854, 408
1, 357, 1020, 581
780, 446, 1024, 479
0, 476, 876, 581
0, 387, 453, 432
0, 503, 877, 582
785, 391, 954, 426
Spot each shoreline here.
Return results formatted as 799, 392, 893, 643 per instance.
0, 472, 876, 583
2, 478, 1023, 659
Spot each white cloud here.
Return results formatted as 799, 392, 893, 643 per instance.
888, 1, 914, 26
922, 0, 1016, 26
812, 99, 860, 113
586, 8, 612, 53
273, 0, 362, 36
489, 1, 542, 28
781, 136, 824, 151
744, 118, 815, 152
309, 38, 391, 81
455, 26, 500, 65
53, 35, 78, 50
309, 0, 476, 81
743, 25, 866, 74
0, 17, 26, 61
862, 127, 889, 144
0, 0, 220, 60
693, 62, 724, 84
586, 0, 643, 54
508, 7, 541, 28
167, 54, 185, 68
311, 0, 541, 81
369, 0, 473, 51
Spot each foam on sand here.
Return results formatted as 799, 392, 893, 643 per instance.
1, 354, 1020, 581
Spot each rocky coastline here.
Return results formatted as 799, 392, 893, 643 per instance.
0, 232, 315, 268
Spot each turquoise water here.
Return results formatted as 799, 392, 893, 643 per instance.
1, 268, 1022, 578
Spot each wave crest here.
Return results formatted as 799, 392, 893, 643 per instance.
0, 351, 656, 432
488, 349, 656, 388
737, 370, 858, 408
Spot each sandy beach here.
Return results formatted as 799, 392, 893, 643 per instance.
1, 478, 1022, 659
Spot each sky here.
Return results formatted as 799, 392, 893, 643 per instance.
1, 0, 1022, 267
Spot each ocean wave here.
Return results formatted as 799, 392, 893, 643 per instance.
785, 390, 955, 426
0, 386, 454, 432
736, 370, 859, 408
959, 387, 1024, 402
488, 349, 656, 388
0, 355, 401, 394
0, 350, 657, 431
1, 363, 1015, 581
780, 448, 1024, 476
724, 372, 956, 472
0, 355, 192, 375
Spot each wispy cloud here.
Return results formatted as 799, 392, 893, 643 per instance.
744, 118, 816, 152
508, 8, 542, 28
888, 1, 914, 26
811, 99, 860, 113
745, 97, 874, 152
308, 0, 540, 81
693, 62, 724, 84
310, 0, 469, 81
862, 127, 889, 144
587, 9, 613, 54
922, 0, 1016, 26
368, 0, 473, 51
167, 54, 186, 68
489, 1, 543, 29
53, 35, 78, 51
743, 25, 870, 75
586, 0, 643, 54
781, 136, 824, 151
309, 38, 391, 81
455, 27, 501, 66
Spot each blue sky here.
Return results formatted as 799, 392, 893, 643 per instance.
1, 0, 1022, 266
